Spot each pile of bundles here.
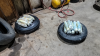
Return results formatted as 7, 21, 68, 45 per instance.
64, 20, 82, 34
17, 15, 35, 27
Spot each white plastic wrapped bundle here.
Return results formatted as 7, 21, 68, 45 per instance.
74, 21, 78, 31
64, 20, 82, 34
64, 21, 68, 33
17, 15, 35, 27
77, 21, 82, 33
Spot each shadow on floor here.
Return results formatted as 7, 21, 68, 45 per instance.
93, 4, 100, 11
8, 44, 22, 56
8, 34, 26, 56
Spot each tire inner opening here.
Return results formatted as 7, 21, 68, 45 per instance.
0, 22, 8, 34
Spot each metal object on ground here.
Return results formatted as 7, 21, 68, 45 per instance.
52, 0, 70, 8
64, 20, 82, 34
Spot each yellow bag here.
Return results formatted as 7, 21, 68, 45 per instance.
52, 0, 70, 8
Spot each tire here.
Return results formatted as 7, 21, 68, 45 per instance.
0, 18, 15, 45
70, 0, 79, 3
57, 22, 88, 44
0, 45, 8, 52
15, 15, 40, 34
0, 38, 15, 52
95, 0, 100, 7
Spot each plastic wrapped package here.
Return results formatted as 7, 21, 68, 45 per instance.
64, 20, 83, 34
17, 15, 35, 27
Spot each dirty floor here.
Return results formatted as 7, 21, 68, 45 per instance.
0, 0, 100, 56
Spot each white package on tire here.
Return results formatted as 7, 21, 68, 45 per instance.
17, 15, 35, 27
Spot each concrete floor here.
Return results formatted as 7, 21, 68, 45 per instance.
0, 0, 100, 56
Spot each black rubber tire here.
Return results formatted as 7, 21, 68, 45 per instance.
0, 45, 9, 52
0, 38, 15, 52
57, 22, 88, 44
15, 15, 40, 34
95, 0, 100, 7
0, 18, 15, 45
70, 0, 79, 3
